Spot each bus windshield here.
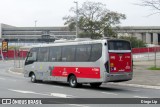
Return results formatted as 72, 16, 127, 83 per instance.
108, 40, 131, 50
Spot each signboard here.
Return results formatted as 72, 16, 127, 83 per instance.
2, 40, 8, 52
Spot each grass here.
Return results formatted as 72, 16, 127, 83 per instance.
148, 66, 160, 70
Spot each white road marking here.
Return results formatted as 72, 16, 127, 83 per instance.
8, 89, 35, 94
0, 77, 5, 80
50, 93, 73, 98
8, 89, 74, 98
101, 92, 118, 96
134, 96, 149, 98
8, 89, 53, 96
112, 83, 160, 90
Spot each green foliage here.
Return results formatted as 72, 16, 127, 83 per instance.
63, 1, 126, 39
104, 27, 118, 38
148, 66, 160, 70
78, 32, 102, 39
119, 36, 146, 48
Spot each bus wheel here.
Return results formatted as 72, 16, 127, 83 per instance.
31, 73, 37, 83
90, 83, 102, 88
69, 75, 78, 88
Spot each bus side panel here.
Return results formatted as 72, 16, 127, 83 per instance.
51, 66, 101, 79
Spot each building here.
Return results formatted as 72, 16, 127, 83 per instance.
0, 23, 160, 45
115, 26, 160, 45
0, 23, 76, 43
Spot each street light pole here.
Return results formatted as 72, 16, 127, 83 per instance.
34, 20, 37, 44
74, 1, 78, 38
35, 20, 37, 27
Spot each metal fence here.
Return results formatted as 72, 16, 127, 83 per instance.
133, 52, 160, 67
133, 52, 160, 61
13, 56, 25, 68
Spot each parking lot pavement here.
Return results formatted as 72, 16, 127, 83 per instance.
122, 60, 160, 86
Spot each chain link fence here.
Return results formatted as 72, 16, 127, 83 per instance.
133, 52, 160, 61
14, 56, 25, 68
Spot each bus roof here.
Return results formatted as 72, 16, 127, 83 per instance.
26, 38, 130, 48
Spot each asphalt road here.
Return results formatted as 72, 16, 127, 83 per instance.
0, 61, 160, 107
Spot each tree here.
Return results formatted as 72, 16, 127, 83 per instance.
139, 0, 160, 15
119, 36, 146, 48
63, 1, 126, 39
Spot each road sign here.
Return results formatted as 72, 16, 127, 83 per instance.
2, 40, 8, 52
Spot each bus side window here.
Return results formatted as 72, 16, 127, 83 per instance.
38, 47, 49, 62
49, 46, 62, 62
62, 45, 76, 62
27, 52, 37, 61
76, 44, 91, 62
90, 44, 102, 61
26, 48, 38, 62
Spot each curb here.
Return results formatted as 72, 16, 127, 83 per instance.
8, 67, 23, 75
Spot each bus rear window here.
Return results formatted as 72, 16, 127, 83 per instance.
108, 40, 131, 50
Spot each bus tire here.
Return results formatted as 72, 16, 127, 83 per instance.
90, 83, 102, 88
31, 73, 37, 83
69, 75, 78, 88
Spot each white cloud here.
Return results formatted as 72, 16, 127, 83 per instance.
0, 0, 159, 27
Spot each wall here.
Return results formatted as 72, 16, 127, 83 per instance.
0, 47, 160, 59
132, 47, 160, 54
0, 50, 28, 59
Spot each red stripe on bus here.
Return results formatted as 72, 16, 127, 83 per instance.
51, 67, 100, 79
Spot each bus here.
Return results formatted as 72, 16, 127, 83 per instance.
24, 39, 133, 88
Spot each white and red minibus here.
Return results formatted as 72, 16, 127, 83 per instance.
24, 39, 133, 88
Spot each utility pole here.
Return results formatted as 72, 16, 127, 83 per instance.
74, 1, 79, 38
34, 20, 37, 44
35, 20, 37, 27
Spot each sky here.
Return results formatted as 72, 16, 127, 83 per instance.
0, 0, 159, 27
